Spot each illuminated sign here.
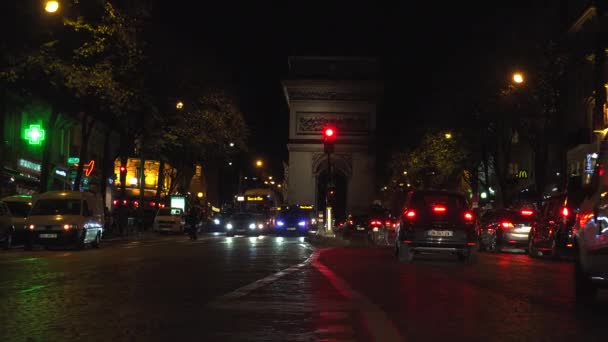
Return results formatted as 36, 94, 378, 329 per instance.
55, 169, 67, 177
246, 196, 264, 201
170, 196, 186, 211
211, 206, 221, 213
23, 124, 45, 145
67, 157, 80, 164
18, 159, 41, 173
74, 160, 96, 177
517, 170, 528, 179
299, 205, 314, 210
237, 196, 245, 202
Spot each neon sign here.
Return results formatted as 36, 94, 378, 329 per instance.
24, 124, 45, 145
74, 160, 95, 177
18, 159, 41, 173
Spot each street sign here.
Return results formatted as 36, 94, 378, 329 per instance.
67, 157, 80, 164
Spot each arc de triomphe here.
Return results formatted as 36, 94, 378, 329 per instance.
282, 57, 383, 218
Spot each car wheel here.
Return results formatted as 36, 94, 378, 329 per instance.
3, 233, 12, 250
91, 232, 102, 249
397, 242, 414, 263
528, 238, 541, 257
575, 258, 597, 302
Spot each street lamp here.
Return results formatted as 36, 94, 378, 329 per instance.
45, 1, 59, 13
176, 101, 184, 110
445, 132, 452, 140
229, 142, 235, 147
512, 72, 524, 84
255, 160, 263, 168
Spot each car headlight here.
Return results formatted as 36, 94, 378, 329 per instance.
214, 219, 220, 225
298, 221, 306, 227
226, 223, 233, 229
277, 221, 284, 227
311, 218, 317, 224
249, 223, 256, 229
28, 224, 35, 230
63, 224, 78, 230
258, 224, 264, 229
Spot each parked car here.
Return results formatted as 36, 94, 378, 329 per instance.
342, 214, 372, 238
0, 201, 14, 249
528, 192, 584, 258
572, 141, 608, 301
478, 208, 536, 253
25, 191, 104, 250
1, 194, 34, 246
395, 189, 477, 263
153, 207, 186, 234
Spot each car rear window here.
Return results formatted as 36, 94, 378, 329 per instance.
411, 192, 466, 210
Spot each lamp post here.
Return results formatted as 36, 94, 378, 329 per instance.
45, 1, 60, 13
323, 127, 336, 234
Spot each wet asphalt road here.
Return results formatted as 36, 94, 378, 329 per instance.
1, 233, 608, 341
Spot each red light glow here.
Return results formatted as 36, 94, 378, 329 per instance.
433, 206, 447, 213
501, 221, 514, 229
464, 212, 474, 221
561, 207, 569, 217
520, 209, 534, 216
324, 128, 334, 137
405, 210, 416, 219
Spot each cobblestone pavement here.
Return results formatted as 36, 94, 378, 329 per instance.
2, 233, 608, 341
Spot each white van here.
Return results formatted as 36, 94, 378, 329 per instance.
1, 194, 34, 246
153, 207, 185, 234
25, 191, 104, 250
573, 138, 608, 300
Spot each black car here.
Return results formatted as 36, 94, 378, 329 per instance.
342, 214, 372, 238
224, 213, 264, 236
274, 207, 311, 236
478, 208, 536, 252
395, 190, 477, 263
528, 192, 583, 258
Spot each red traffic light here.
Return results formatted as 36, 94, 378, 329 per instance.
324, 128, 334, 138
119, 165, 127, 173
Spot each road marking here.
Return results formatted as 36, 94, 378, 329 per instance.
208, 254, 313, 305
299, 243, 314, 251
20, 284, 47, 294
312, 248, 403, 342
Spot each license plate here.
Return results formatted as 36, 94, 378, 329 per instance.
287, 227, 296, 231
39, 233, 57, 239
357, 227, 366, 231
428, 230, 453, 237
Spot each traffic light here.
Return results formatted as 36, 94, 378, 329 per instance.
327, 185, 336, 205
119, 165, 127, 174
323, 126, 336, 153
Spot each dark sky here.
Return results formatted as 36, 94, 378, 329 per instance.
150, 1, 561, 179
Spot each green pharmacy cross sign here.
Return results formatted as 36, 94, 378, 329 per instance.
24, 124, 46, 145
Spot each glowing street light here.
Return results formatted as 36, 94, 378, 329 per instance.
402, 170, 407, 175
512, 72, 524, 84
445, 132, 452, 140
229, 142, 235, 147
268, 176, 273, 180
45, 1, 59, 13
176, 101, 184, 110
255, 160, 263, 168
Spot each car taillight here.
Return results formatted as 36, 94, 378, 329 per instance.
501, 221, 514, 229
404, 210, 416, 219
464, 211, 474, 222
370, 220, 382, 226
561, 207, 569, 217
385, 221, 391, 226
520, 209, 534, 216
433, 205, 447, 213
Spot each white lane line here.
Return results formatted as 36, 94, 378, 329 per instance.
299, 243, 314, 251
311, 248, 403, 342
208, 255, 313, 305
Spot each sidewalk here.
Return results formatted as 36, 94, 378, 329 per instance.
102, 230, 159, 242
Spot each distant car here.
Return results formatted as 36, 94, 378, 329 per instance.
479, 208, 536, 252
225, 212, 263, 236
528, 193, 582, 258
395, 190, 477, 263
25, 191, 104, 250
2, 195, 34, 246
0, 201, 14, 249
342, 214, 372, 238
153, 208, 186, 234
274, 207, 312, 236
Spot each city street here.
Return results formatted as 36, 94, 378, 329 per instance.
1, 234, 608, 341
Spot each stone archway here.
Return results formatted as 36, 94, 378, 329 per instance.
282, 56, 383, 216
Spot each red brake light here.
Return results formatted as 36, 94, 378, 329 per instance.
113, 200, 118, 205
404, 210, 416, 219
520, 209, 534, 216
464, 212, 474, 221
370, 220, 381, 226
433, 205, 447, 213
501, 221, 514, 229
561, 207, 569, 217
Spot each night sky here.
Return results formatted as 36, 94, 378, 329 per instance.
151, 1, 560, 180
